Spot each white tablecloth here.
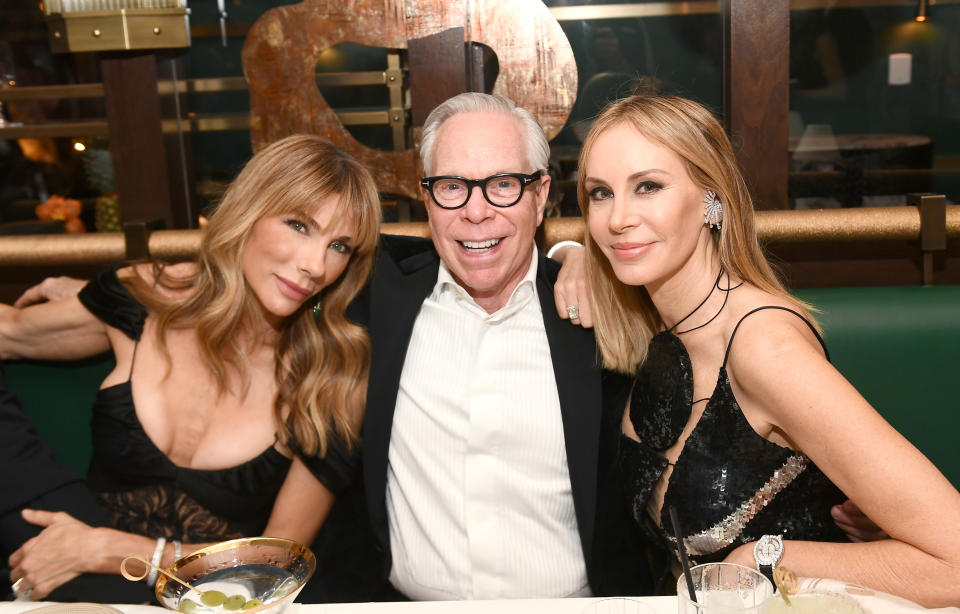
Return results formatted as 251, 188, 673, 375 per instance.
302, 597, 675, 614
0, 599, 675, 614
0, 597, 677, 614
3, 582, 958, 614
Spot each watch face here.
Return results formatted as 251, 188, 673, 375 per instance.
754, 535, 783, 566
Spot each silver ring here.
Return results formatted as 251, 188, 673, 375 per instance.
12, 577, 33, 601
566, 305, 580, 320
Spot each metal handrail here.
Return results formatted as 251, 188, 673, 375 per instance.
1, 205, 957, 267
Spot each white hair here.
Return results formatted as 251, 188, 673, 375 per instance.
420, 93, 550, 176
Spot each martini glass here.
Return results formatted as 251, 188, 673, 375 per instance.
155, 537, 315, 614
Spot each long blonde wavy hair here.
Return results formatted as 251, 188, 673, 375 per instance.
132, 134, 381, 455
578, 94, 812, 375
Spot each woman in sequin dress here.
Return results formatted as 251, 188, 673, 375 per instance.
0, 135, 381, 600
577, 94, 960, 607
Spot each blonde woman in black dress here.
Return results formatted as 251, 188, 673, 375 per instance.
578, 94, 960, 608
1, 135, 381, 600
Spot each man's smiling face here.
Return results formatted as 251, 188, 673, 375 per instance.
423, 110, 549, 313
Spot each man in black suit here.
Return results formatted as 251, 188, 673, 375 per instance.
304, 93, 651, 601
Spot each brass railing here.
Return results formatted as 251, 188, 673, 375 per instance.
1, 205, 957, 268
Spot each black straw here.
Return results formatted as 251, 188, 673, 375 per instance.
669, 505, 697, 603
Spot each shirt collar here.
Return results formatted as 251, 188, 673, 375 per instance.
434, 247, 539, 320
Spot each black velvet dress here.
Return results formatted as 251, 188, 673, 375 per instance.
619, 306, 848, 567
78, 269, 358, 543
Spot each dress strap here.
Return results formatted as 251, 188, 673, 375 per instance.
722, 306, 829, 368
128, 339, 139, 381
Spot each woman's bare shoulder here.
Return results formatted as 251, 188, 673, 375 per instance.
723, 288, 824, 369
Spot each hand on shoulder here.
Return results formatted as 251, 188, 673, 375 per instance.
123, 261, 199, 300
12, 276, 89, 308
550, 243, 593, 328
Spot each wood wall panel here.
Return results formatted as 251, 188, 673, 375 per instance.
100, 52, 174, 228
723, 0, 790, 210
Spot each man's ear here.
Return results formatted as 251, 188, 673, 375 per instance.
534, 173, 551, 225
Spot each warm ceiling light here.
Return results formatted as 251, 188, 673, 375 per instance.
73, 141, 86, 152
916, 0, 930, 22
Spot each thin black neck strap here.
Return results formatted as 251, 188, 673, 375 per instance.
668, 269, 724, 333
722, 305, 829, 368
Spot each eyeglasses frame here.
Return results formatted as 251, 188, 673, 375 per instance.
420, 170, 545, 209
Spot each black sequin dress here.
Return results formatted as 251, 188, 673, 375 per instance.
620, 306, 848, 566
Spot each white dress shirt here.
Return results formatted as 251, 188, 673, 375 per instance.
386, 248, 589, 600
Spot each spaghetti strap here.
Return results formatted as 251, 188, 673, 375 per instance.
128, 340, 139, 380
722, 306, 829, 367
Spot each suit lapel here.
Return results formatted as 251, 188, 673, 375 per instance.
536, 256, 603, 568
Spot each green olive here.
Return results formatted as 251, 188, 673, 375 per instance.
200, 590, 227, 606
241, 599, 264, 610
223, 595, 246, 610
178, 599, 198, 613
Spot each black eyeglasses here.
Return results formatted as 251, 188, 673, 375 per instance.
420, 170, 544, 209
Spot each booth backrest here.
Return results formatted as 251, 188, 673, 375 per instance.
6, 285, 959, 488
793, 285, 960, 489
7, 355, 112, 475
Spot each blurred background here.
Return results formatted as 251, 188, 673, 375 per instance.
1, 0, 958, 290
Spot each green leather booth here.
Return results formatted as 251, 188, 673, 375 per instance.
6, 285, 960, 488
793, 285, 960, 490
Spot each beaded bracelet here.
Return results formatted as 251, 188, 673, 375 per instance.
172, 540, 182, 563
145, 537, 167, 587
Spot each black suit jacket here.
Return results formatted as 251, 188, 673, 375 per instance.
304, 235, 649, 601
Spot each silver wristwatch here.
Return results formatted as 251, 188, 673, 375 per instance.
753, 534, 783, 585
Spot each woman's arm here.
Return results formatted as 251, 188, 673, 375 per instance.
8, 509, 196, 599
8, 459, 334, 599
0, 295, 110, 360
262, 455, 336, 546
724, 311, 960, 608
7, 465, 333, 598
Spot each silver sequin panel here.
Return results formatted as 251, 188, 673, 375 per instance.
666, 454, 808, 556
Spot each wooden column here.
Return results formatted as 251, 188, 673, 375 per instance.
100, 51, 175, 228
722, 0, 790, 210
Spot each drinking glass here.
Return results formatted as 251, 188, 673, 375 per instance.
763, 590, 865, 614
677, 562, 774, 614
155, 537, 314, 614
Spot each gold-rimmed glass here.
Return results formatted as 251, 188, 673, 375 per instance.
155, 537, 315, 614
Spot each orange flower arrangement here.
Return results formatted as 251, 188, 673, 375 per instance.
35, 195, 86, 233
